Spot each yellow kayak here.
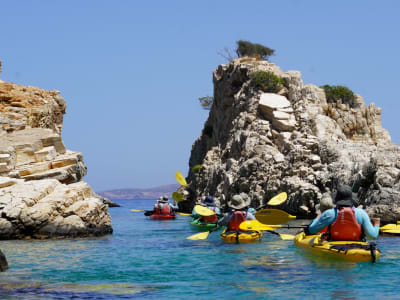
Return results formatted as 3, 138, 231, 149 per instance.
380, 222, 400, 235
220, 229, 262, 243
294, 232, 380, 262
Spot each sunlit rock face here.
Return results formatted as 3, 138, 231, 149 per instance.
0, 59, 112, 239
183, 57, 400, 222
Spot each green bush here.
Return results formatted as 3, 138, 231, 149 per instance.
320, 85, 356, 107
250, 71, 284, 92
198, 96, 213, 110
192, 165, 202, 173
236, 40, 275, 60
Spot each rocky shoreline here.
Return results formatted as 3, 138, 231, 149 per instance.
0, 59, 113, 246
180, 57, 400, 223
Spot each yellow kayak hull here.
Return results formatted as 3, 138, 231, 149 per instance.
294, 232, 380, 262
220, 229, 262, 243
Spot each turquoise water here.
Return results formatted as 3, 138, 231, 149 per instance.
1, 199, 400, 299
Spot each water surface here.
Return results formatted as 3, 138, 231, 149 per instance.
0, 199, 399, 299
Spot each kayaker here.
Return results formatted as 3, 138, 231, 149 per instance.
154, 196, 178, 215
192, 195, 222, 222
308, 184, 380, 240
218, 194, 256, 231
314, 194, 335, 233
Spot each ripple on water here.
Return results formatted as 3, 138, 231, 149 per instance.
1, 199, 400, 299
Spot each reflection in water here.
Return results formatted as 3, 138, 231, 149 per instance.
0, 281, 154, 297
0, 201, 399, 299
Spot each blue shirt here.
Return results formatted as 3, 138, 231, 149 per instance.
308, 207, 379, 239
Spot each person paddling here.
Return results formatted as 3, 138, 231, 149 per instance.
154, 196, 178, 216
218, 194, 256, 231
308, 185, 380, 240
192, 195, 222, 223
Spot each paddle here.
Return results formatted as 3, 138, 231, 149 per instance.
187, 224, 222, 240
177, 212, 191, 216
194, 205, 216, 217
130, 209, 154, 216
175, 171, 188, 186
172, 192, 186, 202
239, 220, 295, 240
266, 192, 287, 206
255, 209, 296, 225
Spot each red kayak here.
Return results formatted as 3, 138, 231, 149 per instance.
149, 213, 176, 220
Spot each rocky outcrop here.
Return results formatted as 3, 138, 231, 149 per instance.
0, 177, 112, 238
183, 57, 400, 222
0, 249, 7, 271
0, 60, 112, 238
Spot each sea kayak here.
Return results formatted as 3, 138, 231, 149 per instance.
149, 213, 176, 220
190, 218, 218, 231
294, 231, 380, 262
380, 222, 400, 235
220, 229, 262, 243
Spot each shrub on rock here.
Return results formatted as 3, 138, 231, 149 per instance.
321, 84, 356, 107
236, 40, 275, 60
250, 71, 284, 93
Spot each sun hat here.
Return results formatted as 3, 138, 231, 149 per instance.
228, 193, 251, 210
203, 195, 215, 206
334, 185, 356, 207
315, 194, 334, 214
158, 195, 169, 203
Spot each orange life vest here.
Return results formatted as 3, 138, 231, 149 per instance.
329, 207, 362, 241
154, 203, 171, 215
228, 211, 246, 231
202, 207, 218, 222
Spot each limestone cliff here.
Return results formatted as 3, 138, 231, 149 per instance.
183, 57, 400, 222
0, 59, 112, 239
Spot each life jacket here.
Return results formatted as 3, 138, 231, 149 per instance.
202, 207, 218, 223
329, 207, 362, 241
228, 211, 246, 231
154, 203, 171, 215
319, 226, 328, 234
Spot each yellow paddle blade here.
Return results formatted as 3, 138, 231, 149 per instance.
381, 229, 400, 234
380, 224, 398, 230
130, 209, 145, 212
175, 171, 188, 186
239, 220, 275, 231
278, 233, 295, 240
177, 212, 191, 216
194, 205, 216, 217
187, 231, 210, 240
172, 192, 186, 202
267, 192, 287, 206
255, 209, 296, 225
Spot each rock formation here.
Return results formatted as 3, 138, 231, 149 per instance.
0, 59, 112, 239
183, 57, 400, 223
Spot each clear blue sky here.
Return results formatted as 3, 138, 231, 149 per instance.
1, 1, 399, 192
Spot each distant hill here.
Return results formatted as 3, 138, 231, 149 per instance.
98, 184, 180, 200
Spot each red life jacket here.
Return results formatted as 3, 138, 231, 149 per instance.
228, 211, 246, 231
154, 203, 171, 215
202, 207, 218, 223
329, 207, 362, 241
319, 226, 328, 233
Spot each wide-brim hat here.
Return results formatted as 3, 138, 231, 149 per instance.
228, 194, 251, 210
203, 195, 215, 206
158, 196, 168, 203
316, 195, 334, 214
334, 185, 357, 207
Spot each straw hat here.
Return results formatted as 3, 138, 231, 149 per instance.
228, 194, 251, 210
315, 194, 334, 214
